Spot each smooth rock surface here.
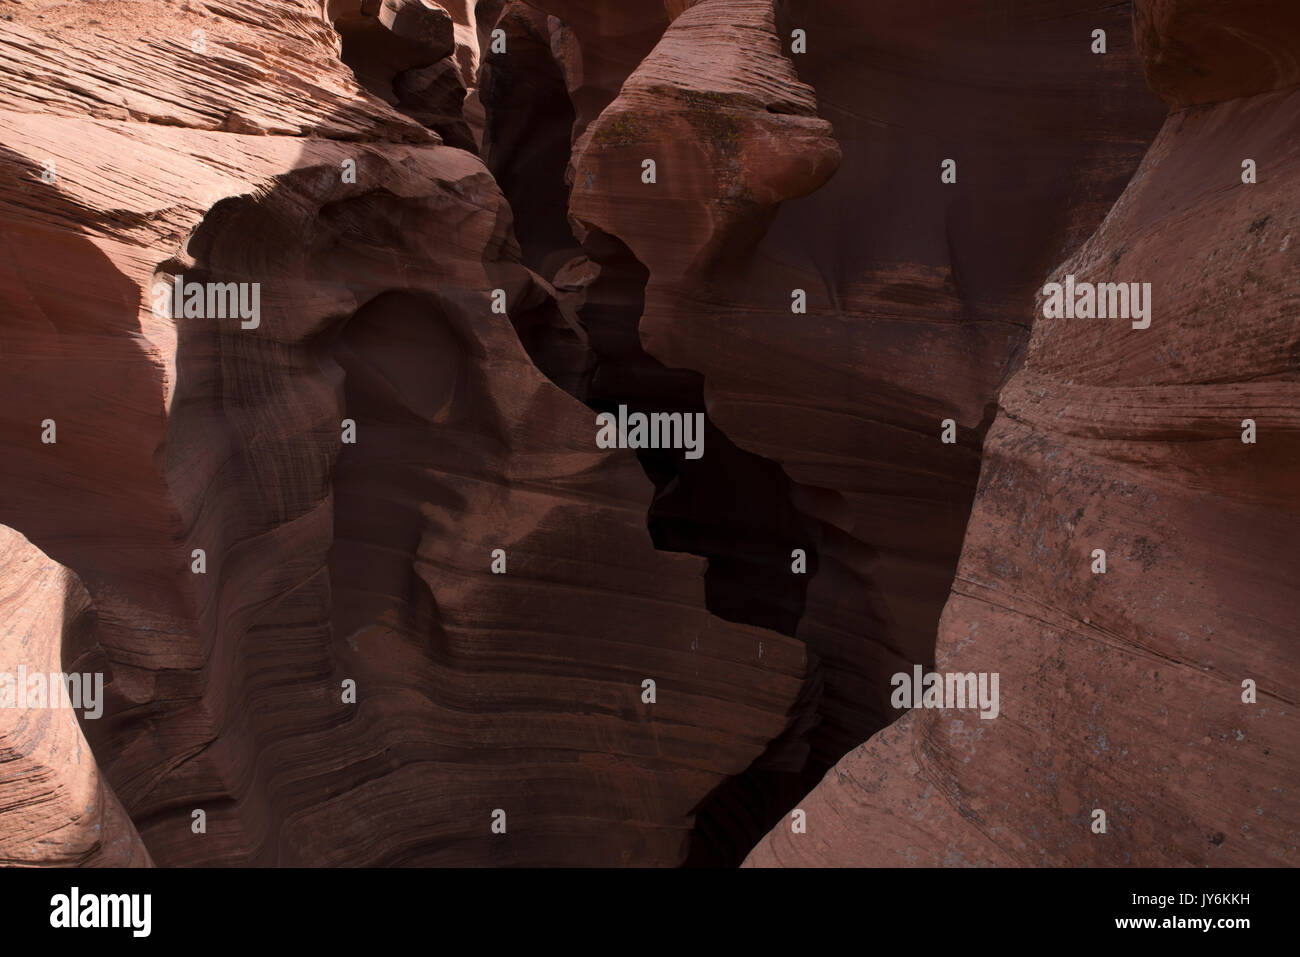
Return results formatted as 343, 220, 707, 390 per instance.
0, 0, 806, 866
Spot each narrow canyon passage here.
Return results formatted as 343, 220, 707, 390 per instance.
0, 0, 1293, 873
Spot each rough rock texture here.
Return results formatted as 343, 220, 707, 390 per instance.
325, 0, 478, 149
0, 0, 806, 866
0, 524, 152, 867
746, 0, 1299, 866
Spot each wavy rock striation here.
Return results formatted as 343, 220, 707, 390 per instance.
747, 0, 1299, 867
563, 0, 1167, 860
2, 0, 1288, 870
0, 0, 807, 866
0, 524, 151, 867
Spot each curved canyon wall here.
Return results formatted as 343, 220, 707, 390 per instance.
0, 0, 1293, 867
0, 525, 151, 866
554, 0, 1170, 861
747, 0, 1299, 866
0, 0, 804, 866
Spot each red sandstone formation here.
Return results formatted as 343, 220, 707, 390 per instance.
0, 525, 151, 866
564, 0, 1168, 859
746, 0, 1299, 866
0, 0, 805, 866
1135, 0, 1300, 107
524, 0, 678, 141
0, 0, 1294, 869
326, 0, 480, 149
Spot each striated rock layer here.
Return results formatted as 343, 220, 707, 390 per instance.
2, 0, 1291, 870
747, 0, 1299, 866
559, 0, 1167, 861
0, 524, 151, 867
0, 0, 807, 866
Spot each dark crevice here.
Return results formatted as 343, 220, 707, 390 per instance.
331, 4, 477, 152
475, 11, 875, 867
513, 217, 836, 866
469, 4, 845, 863
479, 4, 586, 276
578, 228, 821, 638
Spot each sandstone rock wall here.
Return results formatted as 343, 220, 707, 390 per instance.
0, 0, 804, 866
746, 0, 1299, 867
1, 0, 1290, 869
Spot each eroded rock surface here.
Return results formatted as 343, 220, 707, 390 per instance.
746, 0, 1298, 867
561, 0, 1168, 860
1136, 0, 1300, 107
1, 0, 1291, 870
0, 0, 805, 866
0, 525, 151, 867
